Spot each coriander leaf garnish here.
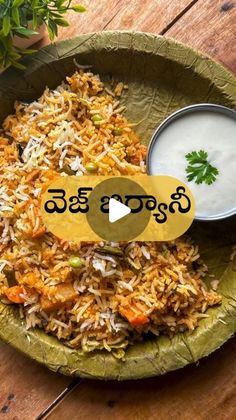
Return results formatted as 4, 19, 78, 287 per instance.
185, 150, 219, 185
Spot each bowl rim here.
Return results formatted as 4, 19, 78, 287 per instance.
146, 103, 236, 221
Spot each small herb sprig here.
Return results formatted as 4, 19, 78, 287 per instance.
185, 150, 219, 185
0, 0, 86, 70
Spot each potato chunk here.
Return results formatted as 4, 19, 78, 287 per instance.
40, 283, 77, 313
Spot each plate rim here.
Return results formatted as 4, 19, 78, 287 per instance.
0, 30, 236, 380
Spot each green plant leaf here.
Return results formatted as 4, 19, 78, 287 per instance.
53, 18, 70, 27
15, 27, 39, 38
31, 0, 39, 8
12, 60, 26, 69
12, 0, 25, 6
36, 8, 46, 18
47, 20, 58, 41
11, 8, 20, 26
2, 16, 11, 37
72, 4, 86, 12
0, 35, 12, 49
9, 51, 22, 60
50, 12, 66, 18
32, 11, 38, 30
56, 0, 69, 6
185, 150, 219, 185
16, 47, 37, 55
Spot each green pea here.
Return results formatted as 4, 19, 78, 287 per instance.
85, 162, 98, 173
91, 114, 103, 122
112, 127, 123, 136
162, 249, 169, 258
80, 98, 90, 106
68, 256, 85, 269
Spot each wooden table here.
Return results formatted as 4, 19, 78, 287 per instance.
1, 1, 236, 419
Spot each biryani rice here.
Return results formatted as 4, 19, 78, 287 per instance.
0, 70, 221, 358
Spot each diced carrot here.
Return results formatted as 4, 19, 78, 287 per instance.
44, 169, 59, 181
119, 307, 149, 327
32, 226, 46, 238
0, 137, 8, 145
25, 169, 40, 183
5, 286, 25, 304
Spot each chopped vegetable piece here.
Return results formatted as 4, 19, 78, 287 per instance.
85, 162, 98, 173
60, 164, 76, 175
56, 283, 77, 300
120, 307, 149, 327
68, 256, 85, 269
32, 226, 46, 239
40, 298, 64, 313
95, 245, 124, 257
4, 269, 16, 287
112, 127, 123, 136
40, 283, 77, 312
5, 286, 25, 304
16, 142, 25, 162
20, 272, 39, 287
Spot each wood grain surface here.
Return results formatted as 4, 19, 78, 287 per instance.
40, 0, 198, 46
41, 0, 236, 75
167, 0, 236, 73
47, 337, 236, 420
0, 342, 70, 419
1, 1, 236, 419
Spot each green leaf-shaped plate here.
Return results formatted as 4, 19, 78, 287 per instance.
0, 32, 236, 379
